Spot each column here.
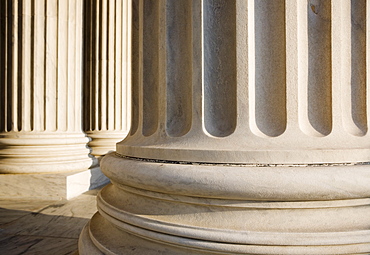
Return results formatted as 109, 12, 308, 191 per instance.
83, 0, 131, 157
79, 0, 370, 254
0, 0, 93, 174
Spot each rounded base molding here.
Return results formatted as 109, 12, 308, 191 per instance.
78, 154, 370, 254
118, 132, 370, 164
85, 131, 128, 157
102, 153, 370, 201
0, 132, 95, 173
80, 211, 370, 255
79, 213, 207, 255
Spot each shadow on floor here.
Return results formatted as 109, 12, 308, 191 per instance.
0, 190, 99, 255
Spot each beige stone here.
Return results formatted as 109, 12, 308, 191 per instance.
83, 0, 131, 157
0, 166, 108, 200
0, 0, 93, 174
0, 188, 100, 254
0, 0, 113, 200
117, 0, 370, 165
80, 0, 370, 254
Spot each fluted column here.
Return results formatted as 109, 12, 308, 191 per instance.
0, 0, 94, 173
80, 0, 370, 254
83, 0, 131, 157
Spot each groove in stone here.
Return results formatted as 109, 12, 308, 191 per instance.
45, 0, 58, 132
96, 0, 105, 131
165, 0, 192, 137
350, 0, 367, 135
0, 0, 8, 132
130, 0, 140, 135
142, 0, 159, 136
106, 0, 115, 131
123, 0, 131, 133
307, 0, 332, 136
93, 0, 99, 131
75, 0, 81, 131
114, 0, 122, 131
253, 0, 286, 137
82, 0, 91, 132
58, 0, 68, 132
203, 0, 237, 137
30, 0, 35, 132
22, 0, 32, 132
16, 0, 22, 132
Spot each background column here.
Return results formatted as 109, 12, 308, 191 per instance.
83, 0, 131, 157
0, 0, 93, 174
0, 0, 100, 199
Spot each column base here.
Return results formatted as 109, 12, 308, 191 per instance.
0, 131, 94, 174
79, 186, 370, 255
86, 131, 128, 157
79, 213, 208, 255
0, 166, 110, 200
80, 212, 370, 254
78, 153, 370, 254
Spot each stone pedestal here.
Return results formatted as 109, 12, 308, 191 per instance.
79, 0, 370, 254
0, 0, 105, 199
83, 0, 131, 157
0, 167, 107, 200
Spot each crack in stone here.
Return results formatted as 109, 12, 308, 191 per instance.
114, 153, 369, 168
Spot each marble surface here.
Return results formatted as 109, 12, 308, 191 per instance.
83, 157, 370, 254
0, 167, 109, 200
0, 0, 92, 174
0, 188, 100, 255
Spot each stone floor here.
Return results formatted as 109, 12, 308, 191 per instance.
0, 188, 100, 255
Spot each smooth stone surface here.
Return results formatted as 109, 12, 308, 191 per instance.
81, 212, 370, 255
78, 154, 370, 254
0, 199, 55, 225
79, 213, 207, 255
102, 153, 370, 201
0, 189, 99, 255
0, 166, 109, 200
0, 234, 78, 255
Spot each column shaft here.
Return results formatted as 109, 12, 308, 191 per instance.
0, 0, 93, 173
83, 0, 131, 157
117, 0, 370, 165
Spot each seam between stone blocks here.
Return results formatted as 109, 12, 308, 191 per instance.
114, 152, 369, 168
